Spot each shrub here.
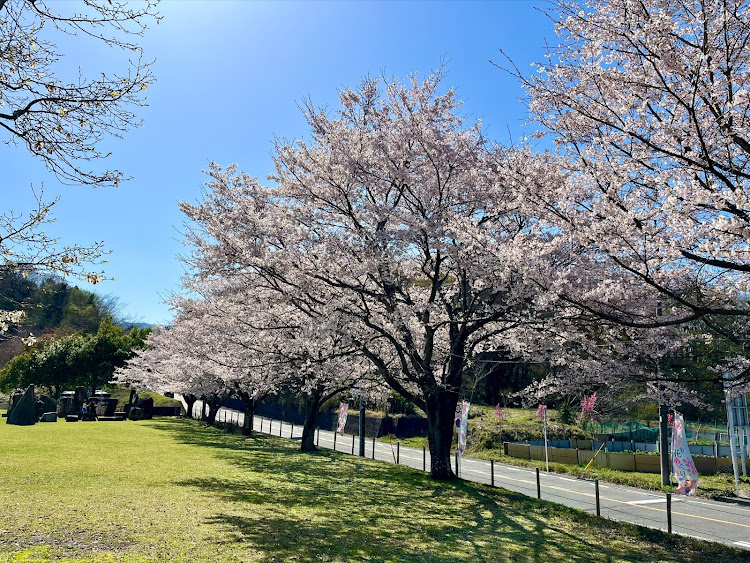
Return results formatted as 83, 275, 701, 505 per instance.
558, 402, 575, 425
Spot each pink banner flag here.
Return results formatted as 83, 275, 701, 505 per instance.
336, 402, 348, 435
455, 401, 470, 455
672, 411, 699, 494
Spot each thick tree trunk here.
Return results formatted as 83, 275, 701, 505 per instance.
184, 395, 196, 419
233, 388, 257, 436
301, 390, 323, 452
241, 400, 254, 436
206, 401, 219, 425
425, 389, 459, 480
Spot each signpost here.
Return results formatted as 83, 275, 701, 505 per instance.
724, 374, 747, 496
543, 407, 549, 472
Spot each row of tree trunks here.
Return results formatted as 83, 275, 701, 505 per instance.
183, 385, 457, 482
182, 385, 457, 481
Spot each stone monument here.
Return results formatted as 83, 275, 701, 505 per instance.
6, 385, 37, 426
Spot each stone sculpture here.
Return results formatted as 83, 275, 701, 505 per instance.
6, 385, 36, 426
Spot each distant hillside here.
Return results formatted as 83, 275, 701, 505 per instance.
0, 272, 140, 368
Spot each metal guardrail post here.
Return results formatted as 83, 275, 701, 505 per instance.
536, 468, 541, 499
316, 427, 319, 446
291, 423, 294, 438
351, 434, 355, 455
372, 436, 375, 459
455, 453, 459, 477
595, 479, 600, 516
491, 460, 494, 487
667, 492, 672, 533
279, 421, 282, 437
333, 431, 337, 451
423, 447, 426, 471
397, 442, 400, 464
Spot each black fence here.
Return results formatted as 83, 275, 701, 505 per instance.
249, 400, 428, 438
152, 406, 181, 417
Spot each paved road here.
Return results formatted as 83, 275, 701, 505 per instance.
194, 403, 750, 551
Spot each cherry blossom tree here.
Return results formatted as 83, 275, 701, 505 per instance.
0, 0, 159, 185
174, 247, 372, 448
179, 72, 560, 479
516, 304, 711, 412
500, 0, 750, 323
491, 0, 750, 399
117, 295, 275, 428
116, 324, 232, 424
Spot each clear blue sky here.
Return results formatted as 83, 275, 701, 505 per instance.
2, 0, 552, 324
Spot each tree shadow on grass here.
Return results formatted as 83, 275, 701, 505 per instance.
149, 419, 744, 562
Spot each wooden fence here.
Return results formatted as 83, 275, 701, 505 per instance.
503, 442, 731, 475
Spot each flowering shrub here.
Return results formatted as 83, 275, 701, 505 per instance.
536, 404, 547, 421
495, 404, 505, 422
580, 392, 597, 423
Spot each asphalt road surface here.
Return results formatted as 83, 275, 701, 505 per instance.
193, 403, 750, 551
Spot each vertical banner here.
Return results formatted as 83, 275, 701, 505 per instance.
672, 411, 699, 494
455, 401, 470, 455
336, 402, 349, 435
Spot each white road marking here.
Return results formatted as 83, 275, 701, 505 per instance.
733, 541, 750, 548
628, 499, 668, 505
559, 477, 577, 482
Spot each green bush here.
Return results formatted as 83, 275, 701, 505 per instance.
558, 402, 575, 425
387, 394, 416, 415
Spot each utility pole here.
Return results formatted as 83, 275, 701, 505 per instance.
656, 303, 670, 487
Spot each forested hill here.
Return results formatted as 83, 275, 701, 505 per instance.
0, 271, 126, 367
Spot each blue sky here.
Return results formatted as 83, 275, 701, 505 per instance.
2, 0, 552, 324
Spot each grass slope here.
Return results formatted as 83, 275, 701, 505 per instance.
105, 388, 181, 409
0, 418, 746, 562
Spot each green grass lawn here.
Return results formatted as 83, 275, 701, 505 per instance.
0, 418, 746, 562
